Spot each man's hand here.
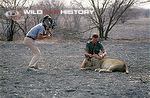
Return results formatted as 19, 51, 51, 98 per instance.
43, 33, 52, 39
99, 54, 104, 59
92, 54, 100, 59
37, 29, 52, 40
93, 54, 104, 60
98, 51, 107, 59
85, 53, 92, 58
37, 34, 50, 40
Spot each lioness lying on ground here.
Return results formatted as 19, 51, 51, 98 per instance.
81, 33, 129, 73
81, 56, 129, 74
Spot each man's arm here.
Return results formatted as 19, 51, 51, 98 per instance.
98, 49, 107, 59
85, 51, 93, 58
84, 43, 93, 57
92, 49, 107, 60
37, 34, 47, 39
101, 49, 107, 57
37, 30, 52, 40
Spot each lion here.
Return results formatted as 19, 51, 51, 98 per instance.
81, 57, 129, 74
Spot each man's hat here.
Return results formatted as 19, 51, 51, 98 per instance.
92, 33, 99, 38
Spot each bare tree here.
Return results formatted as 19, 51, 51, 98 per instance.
0, 0, 27, 41
36, 0, 64, 32
37, 0, 64, 20
74, 0, 135, 40
70, 1, 82, 32
87, 0, 135, 40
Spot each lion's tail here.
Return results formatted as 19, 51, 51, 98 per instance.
125, 64, 129, 74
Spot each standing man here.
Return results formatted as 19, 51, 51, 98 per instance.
24, 15, 55, 71
80, 33, 107, 69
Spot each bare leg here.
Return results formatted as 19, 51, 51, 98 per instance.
24, 37, 41, 69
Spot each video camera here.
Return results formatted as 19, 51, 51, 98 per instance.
42, 15, 56, 30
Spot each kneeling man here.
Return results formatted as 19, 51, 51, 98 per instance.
80, 33, 107, 69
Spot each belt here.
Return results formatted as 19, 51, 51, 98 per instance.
26, 36, 35, 40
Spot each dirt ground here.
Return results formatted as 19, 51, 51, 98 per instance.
0, 18, 150, 98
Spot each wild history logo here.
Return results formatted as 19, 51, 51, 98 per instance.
5, 9, 94, 17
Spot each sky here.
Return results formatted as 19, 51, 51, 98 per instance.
22, 0, 150, 9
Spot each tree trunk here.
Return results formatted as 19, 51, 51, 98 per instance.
104, 31, 108, 40
98, 23, 104, 39
7, 19, 14, 41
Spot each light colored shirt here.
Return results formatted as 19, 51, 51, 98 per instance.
26, 23, 45, 39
